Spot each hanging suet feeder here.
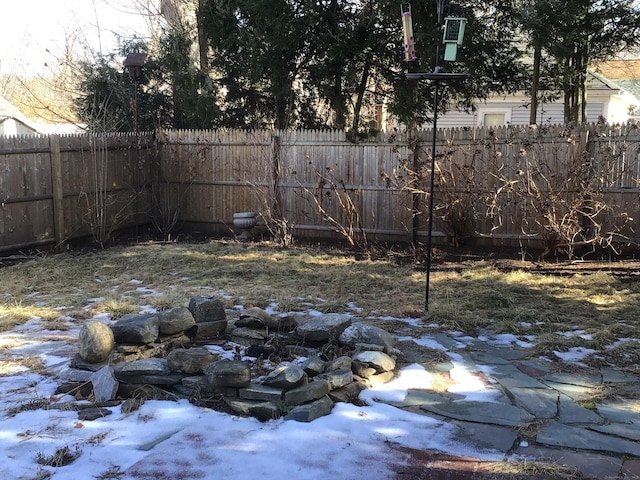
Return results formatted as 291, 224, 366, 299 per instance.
401, 2, 417, 62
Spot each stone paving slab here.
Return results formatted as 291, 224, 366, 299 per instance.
468, 346, 528, 365
486, 364, 548, 389
512, 444, 623, 479
382, 389, 455, 408
596, 399, 640, 423
420, 400, 535, 427
536, 421, 640, 456
542, 380, 601, 401
503, 386, 558, 418
589, 421, 640, 442
543, 371, 602, 387
449, 420, 518, 453
600, 367, 640, 384
557, 394, 604, 425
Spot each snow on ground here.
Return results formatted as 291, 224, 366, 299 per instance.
0, 315, 512, 480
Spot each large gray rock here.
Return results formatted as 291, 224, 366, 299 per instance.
315, 369, 353, 390
111, 313, 160, 345
188, 296, 227, 323
352, 351, 396, 373
240, 384, 283, 402
205, 360, 251, 388
285, 396, 334, 422
284, 379, 330, 406
237, 307, 272, 328
329, 382, 366, 403
167, 347, 218, 374
158, 307, 196, 335
262, 364, 306, 389
119, 358, 171, 376
237, 308, 298, 332
327, 356, 352, 372
78, 320, 115, 363
90, 366, 119, 402
194, 321, 227, 340
296, 314, 352, 342
339, 323, 396, 354
301, 355, 326, 376
181, 376, 211, 395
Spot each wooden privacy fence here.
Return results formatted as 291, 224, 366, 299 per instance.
2, 124, 640, 253
0, 133, 155, 252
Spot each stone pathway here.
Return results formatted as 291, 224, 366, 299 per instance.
387, 332, 640, 479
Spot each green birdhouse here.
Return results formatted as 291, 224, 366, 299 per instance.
442, 17, 466, 61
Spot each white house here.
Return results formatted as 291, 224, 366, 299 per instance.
0, 95, 42, 135
435, 68, 640, 128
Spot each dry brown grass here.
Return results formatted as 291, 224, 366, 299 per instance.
1, 240, 639, 371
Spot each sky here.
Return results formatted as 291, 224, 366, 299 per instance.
0, 0, 154, 76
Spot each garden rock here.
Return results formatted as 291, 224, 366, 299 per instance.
78, 320, 115, 363
301, 355, 326, 376
240, 384, 283, 402
296, 314, 352, 342
315, 369, 353, 390
194, 321, 227, 340
78, 407, 113, 421
158, 307, 196, 335
111, 313, 160, 345
327, 356, 352, 371
90, 366, 119, 402
189, 296, 227, 323
285, 395, 334, 422
167, 347, 218, 374
339, 323, 396, 354
119, 358, 171, 376
205, 360, 251, 388
237, 307, 272, 328
262, 364, 306, 389
353, 351, 396, 373
180, 376, 211, 395
329, 382, 366, 403
284, 379, 330, 406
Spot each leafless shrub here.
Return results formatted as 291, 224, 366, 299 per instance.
486, 123, 636, 259
297, 164, 369, 250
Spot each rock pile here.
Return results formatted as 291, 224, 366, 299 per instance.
70, 296, 397, 422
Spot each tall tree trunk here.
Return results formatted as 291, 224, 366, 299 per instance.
351, 60, 371, 134
332, 71, 346, 130
197, 0, 209, 72
529, 43, 541, 125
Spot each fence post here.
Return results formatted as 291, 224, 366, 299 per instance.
271, 134, 283, 219
407, 131, 421, 245
49, 135, 66, 250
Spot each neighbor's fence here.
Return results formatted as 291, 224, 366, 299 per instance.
0, 133, 155, 252
1, 124, 640, 253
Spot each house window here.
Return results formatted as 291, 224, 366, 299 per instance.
483, 113, 506, 126
477, 108, 511, 127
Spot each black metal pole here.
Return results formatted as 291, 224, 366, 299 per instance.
425, 79, 440, 311
425, 0, 443, 312
405, 0, 468, 311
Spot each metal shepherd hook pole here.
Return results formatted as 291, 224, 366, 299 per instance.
403, 0, 469, 311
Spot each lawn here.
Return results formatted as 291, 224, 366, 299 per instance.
2, 239, 639, 372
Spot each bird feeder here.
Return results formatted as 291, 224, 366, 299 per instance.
442, 17, 466, 62
124, 52, 147, 82
401, 2, 417, 62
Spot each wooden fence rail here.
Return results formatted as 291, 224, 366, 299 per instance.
2, 124, 639, 254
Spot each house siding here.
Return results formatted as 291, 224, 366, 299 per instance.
436, 100, 606, 128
